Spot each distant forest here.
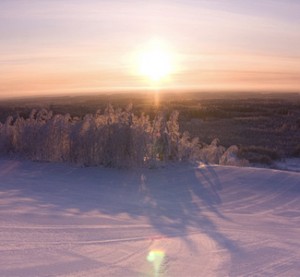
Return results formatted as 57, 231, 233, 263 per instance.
0, 92, 299, 167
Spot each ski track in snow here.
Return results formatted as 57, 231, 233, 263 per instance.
0, 159, 299, 276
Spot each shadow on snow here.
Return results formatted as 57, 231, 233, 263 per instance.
0, 159, 238, 254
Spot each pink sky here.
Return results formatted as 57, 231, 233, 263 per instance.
0, 0, 299, 97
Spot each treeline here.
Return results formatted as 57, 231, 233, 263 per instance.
0, 105, 247, 168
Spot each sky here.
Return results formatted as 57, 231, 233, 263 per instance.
0, 0, 300, 98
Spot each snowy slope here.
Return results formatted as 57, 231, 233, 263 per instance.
0, 159, 299, 277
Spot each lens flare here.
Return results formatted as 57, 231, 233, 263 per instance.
147, 249, 165, 276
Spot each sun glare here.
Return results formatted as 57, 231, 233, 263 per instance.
137, 40, 174, 82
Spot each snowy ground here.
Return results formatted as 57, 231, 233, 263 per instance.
0, 159, 299, 277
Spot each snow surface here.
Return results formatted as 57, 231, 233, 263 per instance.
0, 159, 299, 277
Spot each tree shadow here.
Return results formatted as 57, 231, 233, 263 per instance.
135, 165, 236, 252
0, 160, 239, 255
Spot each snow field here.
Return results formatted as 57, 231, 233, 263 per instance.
0, 159, 299, 276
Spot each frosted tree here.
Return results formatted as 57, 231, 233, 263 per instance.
167, 110, 180, 160
0, 105, 249, 167
197, 138, 225, 164
178, 131, 201, 161
0, 116, 14, 154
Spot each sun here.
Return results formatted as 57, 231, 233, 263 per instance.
137, 40, 174, 82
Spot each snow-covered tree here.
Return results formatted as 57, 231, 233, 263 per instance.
0, 105, 249, 168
